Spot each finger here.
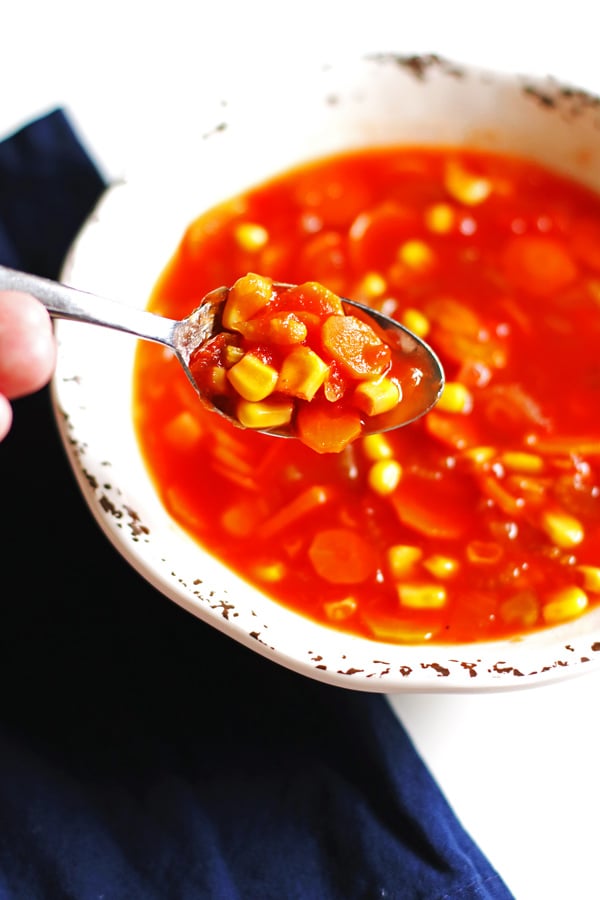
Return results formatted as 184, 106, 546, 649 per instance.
0, 291, 57, 398
0, 393, 13, 442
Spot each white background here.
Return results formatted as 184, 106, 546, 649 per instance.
3, 2, 600, 898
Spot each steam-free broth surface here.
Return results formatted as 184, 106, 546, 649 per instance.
133, 147, 600, 644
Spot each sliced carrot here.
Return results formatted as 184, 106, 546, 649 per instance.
502, 235, 578, 295
308, 527, 377, 584
321, 315, 391, 380
257, 484, 334, 538
296, 401, 362, 454
390, 470, 476, 539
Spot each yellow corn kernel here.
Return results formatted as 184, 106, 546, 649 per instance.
398, 239, 434, 270
425, 202, 455, 233
460, 446, 496, 465
577, 565, 600, 593
361, 434, 394, 461
223, 345, 245, 367
227, 353, 279, 401
401, 307, 430, 338
233, 221, 269, 251
499, 590, 539, 628
498, 451, 544, 474
542, 586, 588, 625
324, 597, 358, 622
359, 271, 387, 298
222, 272, 273, 330
423, 554, 459, 579
204, 365, 229, 395
362, 614, 437, 643
277, 346, 330, 401
163, 410, 203, 450
253, 561, 287, 583
353, 377, 401, 416
436, 381, 473, 414
221, 500, 262, 537
387, 544, 423, 578
368, 459, 403, 496
236, 397, 294, 430
397, 583, 447, 609
444, 159, 492, 206
540, 509, 584, 549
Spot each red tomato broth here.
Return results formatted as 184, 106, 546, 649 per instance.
133, 146, 600, 644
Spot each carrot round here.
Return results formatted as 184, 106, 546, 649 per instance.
321, 314, 391, 379
308, 528, 377, 584
502, 235, 577, 295
296, 401, 362, 454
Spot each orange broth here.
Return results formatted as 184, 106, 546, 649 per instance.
133, 147, 600, 644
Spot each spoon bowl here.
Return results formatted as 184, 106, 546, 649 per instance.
0, 264, 443, 439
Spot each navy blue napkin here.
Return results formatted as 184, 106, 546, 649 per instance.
0, 109, 514, 900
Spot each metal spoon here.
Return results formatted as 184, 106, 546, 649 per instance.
0, 264, 444, 436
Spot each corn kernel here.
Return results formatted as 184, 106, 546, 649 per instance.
387, 545, 423, 578
423, 554, 459, 579
234, 221, 269, 251
324, 597, 358, 621
460, 446, 496, 465
361, 434, 394, 461
401, 308, 430, 338
236, 397, 294, 429
542, 586, 588, 625
221, 500, 262, 537
253, 561, 287, 583
368, 459, 403, 496
362, 615, 437, 643
540, 509, 584, 549
223, 345, 245, 367
436, 381, 474, 414
444, 159, 492, 206
398, 239, 434, 270
354, 377, 401, 416
277, 346, 330, 401
222, 272, 273, 330
577, 565, 600, 593
203, 365, 228, 395
227, 353, 279, 401
498, 451, 544, 474
499, 590, 539, 628
163, 411, 203, 450
359, 271, 387, 298
397, 583, 447, 609
425, 202, 455, 233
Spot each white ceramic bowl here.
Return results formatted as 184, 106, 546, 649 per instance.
53, 54, 600, 692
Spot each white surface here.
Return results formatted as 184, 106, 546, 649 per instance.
3, 3, 600, 898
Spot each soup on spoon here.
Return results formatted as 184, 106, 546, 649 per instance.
0, 265, 443, 452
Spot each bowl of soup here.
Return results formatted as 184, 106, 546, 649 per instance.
53, 53, 600, 692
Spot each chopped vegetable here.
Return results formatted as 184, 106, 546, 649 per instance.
190, 275, 413, 450
308, 528, 377, 584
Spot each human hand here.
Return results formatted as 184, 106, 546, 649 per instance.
0, 291, 56, 441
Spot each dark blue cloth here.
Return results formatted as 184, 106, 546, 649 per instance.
0, 109, 514, 900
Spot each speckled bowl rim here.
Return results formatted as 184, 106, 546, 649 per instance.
52, 53, 600, 693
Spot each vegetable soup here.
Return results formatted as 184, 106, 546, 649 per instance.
133, 147, 600, 644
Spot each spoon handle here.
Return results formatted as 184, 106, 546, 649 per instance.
0, 264, 177, 349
